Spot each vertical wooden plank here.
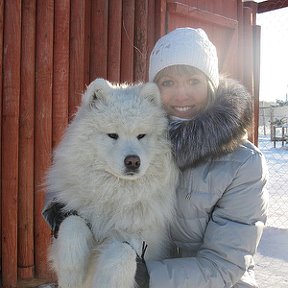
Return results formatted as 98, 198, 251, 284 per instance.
154, 0, 166, 38
215, 0, 238, 80
217, 0, 238, 79
243, 7, 254, 96
120, 0, 135, 82
147, 0, 156, 81
253, 25, 261, 146
197, 0, 209, 12
243, 6, 255, 143
244, 1, 257, 25
197, 0, 214, 40
244, 0, 258, 147
237, 0, 244, 82
53, 0, 70, 147
0, 0, 4, 276
2, 0, 21, 287
107, 0, 122, 83
166, 4, 178, 32
220, 27, 239, 79
134, 0, 148, 81
69, 0, 91, 118
90, 0, 108, 81
225, 0, 238, 19
211, 0, 226, 72
34, 0, 54, 279
18, 0, 36, 280
212, 0, 223, 14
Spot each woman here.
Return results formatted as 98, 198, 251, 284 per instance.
43, 28, 269, 288
143, 27, 269, 288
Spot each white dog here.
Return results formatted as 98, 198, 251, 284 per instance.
46, 78, 178, 288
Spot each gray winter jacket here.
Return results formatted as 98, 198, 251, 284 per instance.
146, 77, 269, 288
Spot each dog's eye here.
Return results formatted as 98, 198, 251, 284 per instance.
107, 133, 119, 140
137, 134, 146, 140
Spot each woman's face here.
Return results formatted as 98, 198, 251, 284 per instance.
156, 69, 209, 119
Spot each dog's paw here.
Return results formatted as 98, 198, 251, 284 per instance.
56, 268, 87, 288
92, 240, 137, 288
49, 215, 94, 288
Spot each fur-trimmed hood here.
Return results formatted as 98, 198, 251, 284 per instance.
169, 77, 252, 169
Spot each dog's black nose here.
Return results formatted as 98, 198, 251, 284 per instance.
124, 155, 141, 170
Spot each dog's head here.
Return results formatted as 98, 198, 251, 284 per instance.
68, 78, 169, 180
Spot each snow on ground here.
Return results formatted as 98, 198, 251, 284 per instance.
254, 135, 288, 287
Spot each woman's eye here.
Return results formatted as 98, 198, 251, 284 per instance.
188, 79, 200, 85
137, 134, 146, 140
161, 80, 174, 87
107, 133, 119, 140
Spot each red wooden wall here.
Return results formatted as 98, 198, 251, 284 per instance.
0, 1, 259, 287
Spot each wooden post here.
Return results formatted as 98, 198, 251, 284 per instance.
0, 0, 4, 278
108, 0, 122, 83
90, 0, 108, 81
134, 0, 148, 82
34, 0, 54, 279
154, 0, 166, 38
270, 106, 274, 141
262, 103, 266, 136
237, 0, 244, 83
18, 0, 36, 280
146, 0, 156, 81
120, 0, 135, 83
244, 1, 257, 24
69, 0, 91, 118
2, 0, 21, 286
53, 0, 70, 147
243, 6, 255, 143
253, 25, 261, 146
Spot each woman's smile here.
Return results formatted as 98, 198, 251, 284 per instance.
174, 106, 194, 112
172, 105, 198, 117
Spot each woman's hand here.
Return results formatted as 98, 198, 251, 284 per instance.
135, 241, 150, 288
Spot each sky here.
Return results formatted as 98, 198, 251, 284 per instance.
256, 7, 288, 102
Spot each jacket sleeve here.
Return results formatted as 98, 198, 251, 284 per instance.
146, 151, 269, 288
42, 190, 61, 229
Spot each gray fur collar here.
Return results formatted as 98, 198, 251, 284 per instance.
169, 77, 252, 169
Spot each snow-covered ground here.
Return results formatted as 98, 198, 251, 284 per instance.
254, 134, 288, 287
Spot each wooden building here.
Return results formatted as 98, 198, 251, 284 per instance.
1, 0, 287, 287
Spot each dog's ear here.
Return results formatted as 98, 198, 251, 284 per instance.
140, 82, 161, 106
83, 78, 111, 109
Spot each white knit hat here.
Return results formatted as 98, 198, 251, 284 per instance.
149, 28, 219, 89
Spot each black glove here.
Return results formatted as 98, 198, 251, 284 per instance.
42, 200, 78, 238
135, 242, 150, 288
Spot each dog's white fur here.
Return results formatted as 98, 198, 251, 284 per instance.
47, 79, 178, 288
